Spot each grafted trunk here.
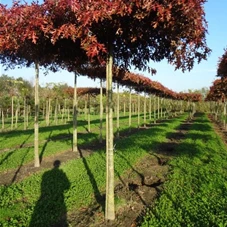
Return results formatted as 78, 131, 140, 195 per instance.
105, 45, 115, 220
73, 72, 78, 152
34, 63, 40, 167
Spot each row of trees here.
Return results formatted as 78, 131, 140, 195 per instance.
0, 0, 210, 220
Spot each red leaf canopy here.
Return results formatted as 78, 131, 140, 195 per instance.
205, 78, 227, 102
0, 0, 210, 73
217, 48, 227, 78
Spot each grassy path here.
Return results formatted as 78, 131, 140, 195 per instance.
141, 113, 227, 227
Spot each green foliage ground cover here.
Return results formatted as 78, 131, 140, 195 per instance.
0, 113, 159, 173
0, 114, 186, 227
141, 113, 227, 227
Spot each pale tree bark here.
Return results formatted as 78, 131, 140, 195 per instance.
48, 98, 51, 125
123, 95, 126, 116
149, 95, 152, 121
137, 90, 140, 128
128, 87, 132, 132
153, 95, 156, 124
116, 82, 120, 138
54, 98, 58, 125
105, 45, 115, 220
143, 92, 146, 127
84, 99, 88, 120
15, 98, 19, 128
64, 98, 67, 124
24, 97, 27, 130
88, 94, 91, 132
34, 63, 40, 167
1, 109, 4, 130
224, 100, 226, 129
73, 72, 78, 152
160, 98, 163, 118
11, 96, 14, 130
99, 79, 103, 143
157, 96, 160, 120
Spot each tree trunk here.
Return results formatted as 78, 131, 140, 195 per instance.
11, 96, 14, 130
99, 79, 103, 143
24, 97, 27, 130
123, 96, 126, 116
73, 72, 78, 152
15, 98, 19, 128
157, 96, 160, 120
34, 63, 40, 167
149, 95, 151, 121
137, 90, 140, 128
105, 45, 115, 220
153, 95, 156, 124
48, 98, 51, 125
88, 94, 91, 132
116, 82, 120, 138
160, 98, 163, 118
54, 98, 58, 125
64, 98, 67, 124
1, 109, 4, 130
84, 100, 88, 120
144, 92, 146, 127
128, 88, 132, 132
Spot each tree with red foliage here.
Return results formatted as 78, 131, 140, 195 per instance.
0, 0, 210, 220
217, 48, 227, 78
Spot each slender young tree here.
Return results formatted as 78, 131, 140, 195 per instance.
34, 63, 40, 167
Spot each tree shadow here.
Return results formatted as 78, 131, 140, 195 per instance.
11, 148, 30, 183
29, 160, 70, 227
39, 131, 53, 163
78, 148, 105, 212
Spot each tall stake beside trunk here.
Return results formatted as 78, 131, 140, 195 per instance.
73, 72, 78, 152
34, 63, 40, 167
105, 45, 115, 220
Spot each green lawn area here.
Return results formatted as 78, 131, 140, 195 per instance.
141, 113, 227, 227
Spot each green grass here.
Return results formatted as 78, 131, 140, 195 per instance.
141, 113, 227, 227
0, 112, 167, 173
0, 114, 186, 227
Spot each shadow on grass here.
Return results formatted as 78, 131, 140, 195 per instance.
78, 148, 105, 212
0, 150, 14, 166
11, 148, 30, 183
29, 160, 70, 227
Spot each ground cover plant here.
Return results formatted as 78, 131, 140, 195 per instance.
0, 112, 164, 173
0, 114, 187, 227
141, 113, 227, 227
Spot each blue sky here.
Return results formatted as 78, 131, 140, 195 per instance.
0, 0, 226, 92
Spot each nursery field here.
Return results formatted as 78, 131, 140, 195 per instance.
0, 112, 227, 227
